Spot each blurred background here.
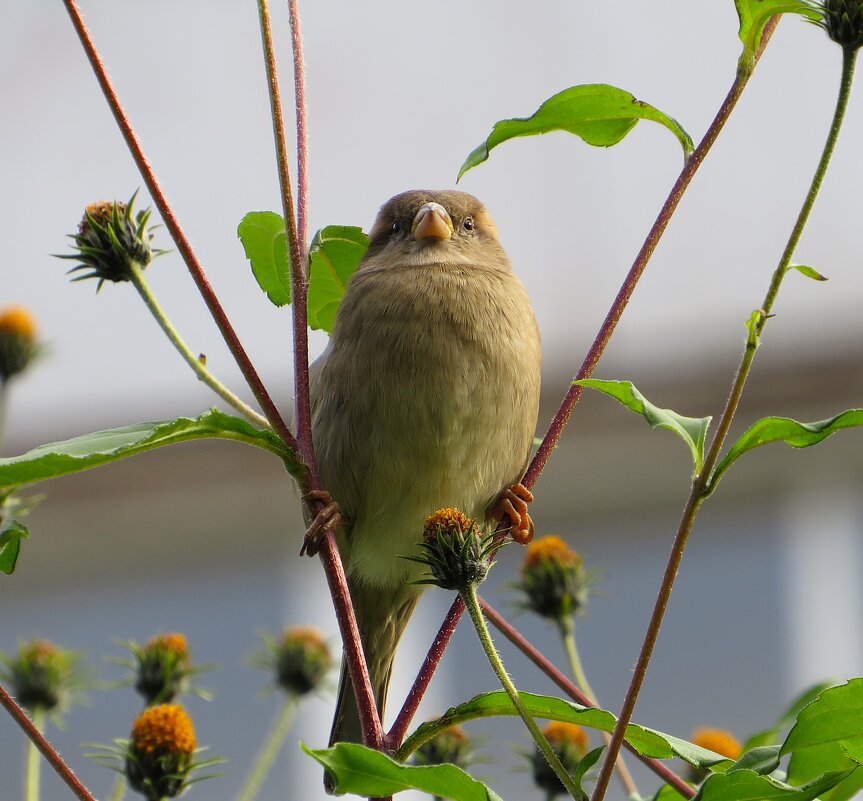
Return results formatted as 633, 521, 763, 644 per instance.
1, 2, 862, 800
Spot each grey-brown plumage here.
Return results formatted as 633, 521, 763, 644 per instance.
309, 190, 541, 752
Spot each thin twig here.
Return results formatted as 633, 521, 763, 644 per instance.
479, 599, 695, 798
522, 16, 782, 492
288, 0, 309, 252
60, 0, 299, 458
0, 685, 98, 801
590, 30, 856, 801
256, 0, 383, 752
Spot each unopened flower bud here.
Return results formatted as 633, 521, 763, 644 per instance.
415, 508, 495, 592
817, 0, 863, 50
688, 727, 742, 782
57, 191, 165, 289
413, 725, 473, 769
0, 639, 81, 713
0, 306, 39, 381
273, 627, 332, 696
126, 704, 197, 800
515, 536, 589, 623
134, 633, 192, 705
532, 722, 589, 799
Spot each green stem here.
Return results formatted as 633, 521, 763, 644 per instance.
25, 708, 44, 801
0, 380, 8, 456
590, 46, 859, 801
107, 773, 126, 801
462, 585, 580, 799
560, 620, 638, 798
234, 697, 296, 801
127, 261, 270, 430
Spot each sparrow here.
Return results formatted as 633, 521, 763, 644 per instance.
306, 189, 541, 756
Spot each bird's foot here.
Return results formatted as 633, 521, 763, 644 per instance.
301, 489, 343, 557
490, 483, 535, 544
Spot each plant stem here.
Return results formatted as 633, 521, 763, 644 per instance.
255, 0, 384, 756
25, 708, 44, 801
288, 0, 309, 252
60, 0, 299, 459
560, 619, 638, 798
522, 16, 780, 491
479, 599, 694, 798
235, 697, 296, 801
107, 773, 126, 801
462, 585, 580, 799
590, 45, 858, 801
127, 262, 270, 429
0, 685, 97, 801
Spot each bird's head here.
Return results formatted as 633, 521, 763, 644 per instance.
362, 190, 511, 273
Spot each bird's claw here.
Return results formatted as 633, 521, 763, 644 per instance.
301, 489, 343, 557
490, 483, 535, 544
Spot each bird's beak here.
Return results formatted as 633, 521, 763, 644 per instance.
412, 202, 453, 241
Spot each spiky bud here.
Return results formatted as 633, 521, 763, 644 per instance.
816, 0, 863, 49
515, 536, 589, 623
273, 627, 332, 696
126, 704, 197, 800
134, 633, 192, 705
57, 192, 165, 289
413, 508, 495, 592
0, 639, 82, 714
413, 725, 473, 769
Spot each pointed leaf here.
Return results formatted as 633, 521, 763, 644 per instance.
238, 211, 291, 306
735, 1, 821, 70
458, 84, 693, 179
790, 264, 828, 282
744, 681, 837, 751
782, 680, 863, 763
0, 408, 298, 489
396, 690, 727, 768
307, 225, 369, 332
573, 379, 711, 474
730, 746, 782, 775
0, 520, 29, 575
711, 411, 863, 489
695, 768, 853, 801
302, 742, 504, 801
572, 747, 604, 801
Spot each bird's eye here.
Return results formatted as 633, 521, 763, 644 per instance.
391, 219, 401, 235
463, 217, 475, 232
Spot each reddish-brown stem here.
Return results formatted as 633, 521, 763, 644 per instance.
60, 0, 298, 458
590, 21, 783, 801
524, 18, 780, 492
288, 0, 309, 252
387, 596, 466, 748
478, 599, 695, 798
0, 685, 97, 801
256, 0, 384, 754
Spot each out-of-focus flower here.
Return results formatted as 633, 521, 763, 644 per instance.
688, 727, 742, 782
531, 721, 589, 799
514, 535, 590, 623
252, 626, 332, 697
0, 306, 39, 381
0, 639, 83, 715
413, 724, 474, 770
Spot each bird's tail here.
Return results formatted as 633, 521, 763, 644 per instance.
324, 584, 420, 792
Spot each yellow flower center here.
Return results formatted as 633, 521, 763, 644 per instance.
523, 535, 580, 570
131, 704, 196, 755
690, 728, 742, 760
147, 633, 189, 659
423, 508, 475, 543
0, 307, 37, 340
542, 721, 589, 749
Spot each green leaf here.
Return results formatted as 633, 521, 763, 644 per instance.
730, 746, 782, 775
787, 744, 860, 801
711, 410, 863, 490
734, 1, 821, 70
458, 84, 693, 180
782, 680, 863, 763
573, 379, 712, 475
573, 747, 604, 801
744, 681, 837, 751
396, 691, 727, 768
0, 519, 28, 574
302, 742, 504, 801
0, 408, 299, 489
695, 768, 853, 801
307, 225, 369, 332
790, 264, 828, 282
238, 211, 292, 307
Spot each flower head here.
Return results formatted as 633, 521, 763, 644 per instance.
0, 306, 39, 381
814, 0, 863, 50
125, 704, 197, 800
688, 727, 742, 783
515, 536, 590, 623
411, 508, 495, 592
532, 722, 590, 799
57, 191, 166, 289
126, 633, 194, 705
0, 639, 83, 714
252, 626, 332, 697
413, 725, 473, 769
